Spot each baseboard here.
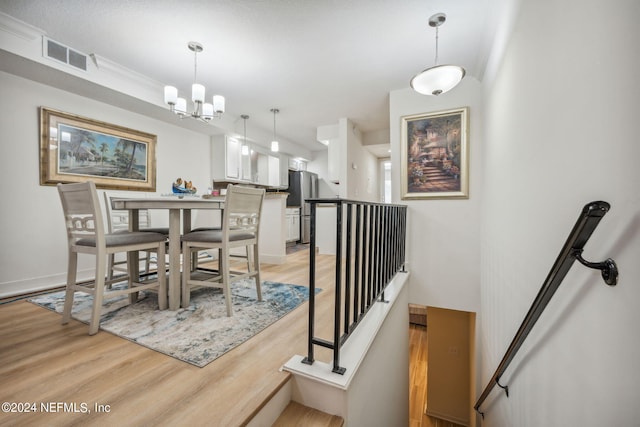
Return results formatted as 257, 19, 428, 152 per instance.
0, 269, 92, 299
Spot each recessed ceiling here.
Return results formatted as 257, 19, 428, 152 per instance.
0, 0, 500, 155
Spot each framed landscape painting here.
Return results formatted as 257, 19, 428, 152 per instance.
400, 107, 469, 199
40, 107, 156, 191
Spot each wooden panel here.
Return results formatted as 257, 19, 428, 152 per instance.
425, 306, 475, 426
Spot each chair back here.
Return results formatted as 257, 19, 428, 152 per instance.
103, 193, 152, 233
223, 184, 265, 240
58, 181, 105, 247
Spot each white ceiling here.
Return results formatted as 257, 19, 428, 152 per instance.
0, 0, 500, 156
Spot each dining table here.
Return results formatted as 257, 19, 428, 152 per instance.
112, 195, 225, 310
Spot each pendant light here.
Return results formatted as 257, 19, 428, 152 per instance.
241, 115, 250, 156
270, 108, 279, 152
410, 13, 465, 96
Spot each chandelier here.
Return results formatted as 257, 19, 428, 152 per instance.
410, 13, 465, 96
163, 41, 225, 122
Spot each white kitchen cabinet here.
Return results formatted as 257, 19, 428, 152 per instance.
286, 207, 300, 242
212, 134, 283, 188
211, 135, 240, 181
279, 154, 289, 188
255, 153, 281, 187
241, 147, 252, 181
256, 153, 268, 185
268, 155, 280, 187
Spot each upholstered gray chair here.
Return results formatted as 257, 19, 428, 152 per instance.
58, 181, 167, 335
103, 192, 169, 280
181, 184, 265, 315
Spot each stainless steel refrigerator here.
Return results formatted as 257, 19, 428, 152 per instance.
286, 170, 318, 244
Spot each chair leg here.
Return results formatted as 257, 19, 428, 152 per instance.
246, 246, 252, 273
253, 243, 262, 301
181, 244, 191, 308
89, 255, 107, 335
221, 247, 233, 316
157, 242, 167, 310
107, 253, 115, 281
127, 252, 138, 304
62, 251, 77, 325
144, 250, 151, 275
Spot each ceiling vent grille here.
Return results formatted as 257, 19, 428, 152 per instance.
43, 37, 87, 72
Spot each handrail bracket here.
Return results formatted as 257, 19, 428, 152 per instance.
572, 249, 618, 286
496, 378, 509, 397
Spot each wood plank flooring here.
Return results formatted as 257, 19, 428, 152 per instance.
1, 247, 454, 426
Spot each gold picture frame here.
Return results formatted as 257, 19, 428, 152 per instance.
40, 107, 156, 191
400, 107, 469, 199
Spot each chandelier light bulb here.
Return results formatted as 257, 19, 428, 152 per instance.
175, 98, 187, 115
191, 83, 205, 103
164, 86, 177, 105
202, 103, 214, 120
213, 95, 225, 114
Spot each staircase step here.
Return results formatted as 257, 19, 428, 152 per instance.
272, 401, 344, 426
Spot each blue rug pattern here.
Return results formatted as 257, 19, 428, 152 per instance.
30, 279, 319, 367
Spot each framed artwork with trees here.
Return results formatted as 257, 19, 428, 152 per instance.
400, 107, 469, 199
39, 107, 156, 191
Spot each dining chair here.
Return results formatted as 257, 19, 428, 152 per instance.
181, 184, 265, 315
103, 192, 169, 280
58, 181, 167, 335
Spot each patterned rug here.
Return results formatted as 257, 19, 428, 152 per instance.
29, 279, 319, 367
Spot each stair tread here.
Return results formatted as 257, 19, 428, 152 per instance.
272, 401, 344, 427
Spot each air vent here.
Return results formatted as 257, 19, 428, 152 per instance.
43, 37, 87, 71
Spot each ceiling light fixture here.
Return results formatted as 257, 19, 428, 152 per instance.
410, 13, 465, 96
164, 41, 225, 122
241, 114, 250, 156
270, 108, 279, 152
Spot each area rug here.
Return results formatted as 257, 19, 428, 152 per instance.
29, 279, 319, 368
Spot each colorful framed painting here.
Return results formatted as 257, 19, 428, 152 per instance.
39, 107, 156, 191
400, 107, 469, 199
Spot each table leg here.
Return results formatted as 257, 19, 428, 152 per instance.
168, 209, 181, 310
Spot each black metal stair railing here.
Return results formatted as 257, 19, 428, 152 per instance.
302, 198, 407, 374
474, 201, 619, 418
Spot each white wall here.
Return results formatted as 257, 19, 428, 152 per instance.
479, 0, 640, 425
343, 118, 379, 202
389, 78, 483, 313
0, 71, 211, 296
308, 121, 380, 256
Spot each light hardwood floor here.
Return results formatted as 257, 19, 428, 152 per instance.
0, 248, 451, 426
